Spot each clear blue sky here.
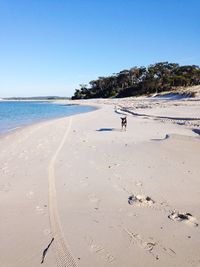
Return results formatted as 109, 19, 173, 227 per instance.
0, 0, 199, 97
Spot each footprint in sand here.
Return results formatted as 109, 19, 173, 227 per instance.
89, 145, 96, 149
135, 181, 143, 187
85, 237, 116, 263
128, 194, 155, 206
26, 191, 34, 199
80, 179, 89, 187
80, 177, 88, 187
35, 206, 45, 215
168, 211, 198, 227
88, 194, 99, 203
1, 166, 10, 175
123, 228, 176, 260
43, 229, 51, 236
88, 194, 101, 210
0, 183, 11, 192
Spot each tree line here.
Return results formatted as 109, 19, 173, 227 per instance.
71, 62, 200, 99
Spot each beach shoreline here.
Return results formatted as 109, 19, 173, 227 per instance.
0, 101, 98, 140
0, 97, 200, 267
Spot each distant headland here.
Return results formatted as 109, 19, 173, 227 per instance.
1, 96, 70, 101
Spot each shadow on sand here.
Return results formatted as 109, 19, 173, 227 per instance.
96, 128, 119, 132
41, 238, 54, 264
151, 134, 170, 141
192, 128, 200, 136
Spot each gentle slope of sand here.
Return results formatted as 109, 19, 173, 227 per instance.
0, 98, 200, 267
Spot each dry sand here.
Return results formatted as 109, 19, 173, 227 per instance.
0, 97, 200, 267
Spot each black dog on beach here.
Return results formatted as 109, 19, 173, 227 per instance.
121, 116, 127, 131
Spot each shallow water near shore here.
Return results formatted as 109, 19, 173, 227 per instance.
0, 101, 95, 134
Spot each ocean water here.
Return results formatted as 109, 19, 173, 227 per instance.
0, 101, 95, 134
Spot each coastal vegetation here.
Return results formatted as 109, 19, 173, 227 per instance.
72, 62, 200, 99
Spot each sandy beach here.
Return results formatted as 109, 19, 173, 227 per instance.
0, 97, 200, 267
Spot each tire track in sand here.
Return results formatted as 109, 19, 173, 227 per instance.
48, 117, 77, 267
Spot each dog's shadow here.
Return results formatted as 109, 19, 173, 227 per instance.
96, 128, 119, 132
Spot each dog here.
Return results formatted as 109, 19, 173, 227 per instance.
121, 116, 127, 131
